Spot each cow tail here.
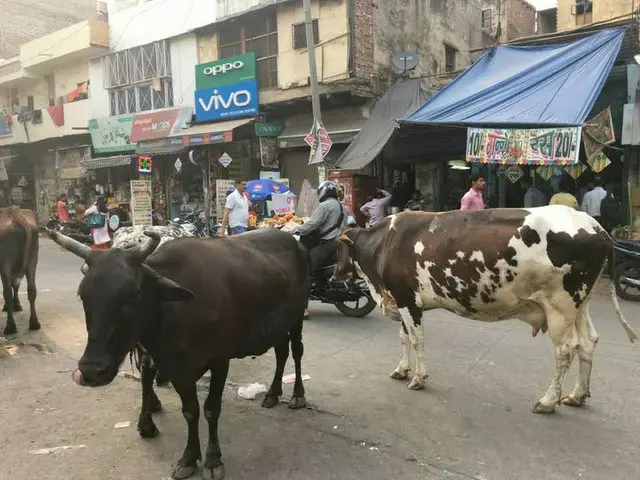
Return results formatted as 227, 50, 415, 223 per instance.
610, 281, 638, 343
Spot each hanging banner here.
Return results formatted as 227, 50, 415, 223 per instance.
271, 192, 297, 216
583, 107, 615, 161
587, 151, 611, 173
564, 163, 588, 180
466, 127, 581, 165
130, 180, 153, 227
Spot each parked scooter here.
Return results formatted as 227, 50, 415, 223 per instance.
46, 214, 93, 245
613, 239, 640, 301
168, 206, 209, 238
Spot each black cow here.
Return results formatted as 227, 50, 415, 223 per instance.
0, 208, 40, 335
49, 229, 309, 480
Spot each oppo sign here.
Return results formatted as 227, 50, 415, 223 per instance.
202, 60, 244, 77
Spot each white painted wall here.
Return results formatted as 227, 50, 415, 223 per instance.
88, 58, 110, 118
54, 60, 89, 98
170, 33, 198, 111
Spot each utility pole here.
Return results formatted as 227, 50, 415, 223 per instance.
302, 0, 326, 180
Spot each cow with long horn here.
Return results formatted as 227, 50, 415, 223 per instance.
48, 228, 310, 480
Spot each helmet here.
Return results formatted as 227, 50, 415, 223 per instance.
317, 181, 339, 203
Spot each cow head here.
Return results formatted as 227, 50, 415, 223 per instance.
47, 230, 194, 387
334, 229, 359, 282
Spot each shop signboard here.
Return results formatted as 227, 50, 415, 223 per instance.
195, 80, 259, 122
0, 116, 11, 138
168, 130, 232, 147
255, 122, 283, 137
130, 180, 153, 227
89, 114, 136, 153
271, 192, 296, 216
196, 53, 257, 90
130, 107, 190, 142
466, 127, 581, 165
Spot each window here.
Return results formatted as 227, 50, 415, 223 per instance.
217, 10, 279, 89
481, 9, 492, 29
104, 40, 173, 115
292, 19, 319, 50
108, 79, 173, 116
444, 44, 457, 73
574, 0, 593, 15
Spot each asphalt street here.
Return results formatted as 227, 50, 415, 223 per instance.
1, 237, 639, 480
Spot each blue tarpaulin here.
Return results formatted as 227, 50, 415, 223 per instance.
401, 28, 625, 127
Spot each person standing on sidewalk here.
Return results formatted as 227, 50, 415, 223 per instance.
84, 195, 111, 250
360, 188, 392, 226
460, 173, 486, 211
219, 180, 249, 236
581, 177, 607, 226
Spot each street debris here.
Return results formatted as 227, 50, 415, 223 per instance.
282, 373, 311, 385
237, 383, 267, 400
114, 421, 131, 429
120, 371, 141, 382
28, 445, 87, 455
5, 345, 18, 356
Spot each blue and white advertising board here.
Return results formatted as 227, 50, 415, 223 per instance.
194, 79, 258, 122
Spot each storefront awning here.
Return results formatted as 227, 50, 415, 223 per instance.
401, 28, 625, 128
81, 155, 133, 170
169, 117, 255, 144
335, 78, 427, 170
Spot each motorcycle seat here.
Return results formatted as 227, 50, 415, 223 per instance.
615, 239, 640, 252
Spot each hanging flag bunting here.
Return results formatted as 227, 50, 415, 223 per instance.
586, 151, 612, 173
583, 106, 615, 161
536, 166, 555, 181
505, 165, 524, 183
564, 163, 588, 179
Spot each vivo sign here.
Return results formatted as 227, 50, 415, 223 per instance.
194, 80, 259, 122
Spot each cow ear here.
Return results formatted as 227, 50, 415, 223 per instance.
337, 234, 354, 246
155, 276, 195, 303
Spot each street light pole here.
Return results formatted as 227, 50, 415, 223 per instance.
302, 0, 326, 180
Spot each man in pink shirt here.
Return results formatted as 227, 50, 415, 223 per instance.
460, 172, 486, 211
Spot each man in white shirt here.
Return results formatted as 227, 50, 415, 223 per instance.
581, 177, 607, 224
219, 180, 249, 236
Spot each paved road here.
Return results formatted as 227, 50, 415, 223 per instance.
1, 238, 639, 480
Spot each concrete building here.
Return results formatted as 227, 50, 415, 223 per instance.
0, 20, 109, 222
481, 0, 537, 45
0, 0, 98, 59
557, 0, 637, 31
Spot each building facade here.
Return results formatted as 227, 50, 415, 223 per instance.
557, 0, 637, 31
481, 0, 537, 45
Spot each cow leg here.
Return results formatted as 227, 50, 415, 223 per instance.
288, 317, 306, 410
261, 338, 289, 409
7, 277, 22, 312
202, 359, 230, 480
2, 270, 16, 335
533, 310, 577, 414
171, 381, 201, 480
137, 354, 161, 439
25, 255, 39, 331
390, 323, 411, 380
562, 309, 599, 408
399, 307, 427, 391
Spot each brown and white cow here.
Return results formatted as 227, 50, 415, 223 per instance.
334, 206, 637, 414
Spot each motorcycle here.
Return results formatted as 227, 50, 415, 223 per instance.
613, 239, 640, 301
292, 234, 377, 317
46, 215, 93, 245
168, 206, 209, 238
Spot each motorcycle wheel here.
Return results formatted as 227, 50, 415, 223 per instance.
334, 279, 377, 317
614, 261, 640, 302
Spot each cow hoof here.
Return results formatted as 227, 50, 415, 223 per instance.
288, 395, 307, 410
151, 397, 163, 413
406, 375, 427, 391
561, 395, 588, 407
138, 422, 160, 439
202, 465, 225, 480
261, 394, 279, 409
532, 402, 556, 414
172, 462, 198, 480
3, 325, 17, 336
389, 369, 409, 380
29, 321, 41, 331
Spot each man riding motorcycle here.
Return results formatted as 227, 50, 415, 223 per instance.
295, 180, 348, 319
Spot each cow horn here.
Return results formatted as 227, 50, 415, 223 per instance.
133, 231, 162, 263
46, 228, 93, 260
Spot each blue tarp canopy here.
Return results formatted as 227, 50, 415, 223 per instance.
401, 28, 625, 128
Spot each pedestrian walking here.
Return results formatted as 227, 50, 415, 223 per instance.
581, 177, 607, 225
84, 195, 111, 250
57, 193, 70, 221
360, 188, 392, 226
460, 172, 486, 211
549, 178, 578, 209
219, 180, 249, 236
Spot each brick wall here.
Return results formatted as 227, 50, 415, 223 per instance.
352, 0, 374, 79
0, 0, 96, 59
506, 0, 536, 41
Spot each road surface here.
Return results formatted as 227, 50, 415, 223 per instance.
0, 238, 639, 480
